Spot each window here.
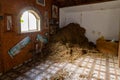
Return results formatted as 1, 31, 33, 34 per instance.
20, 10, 40, 33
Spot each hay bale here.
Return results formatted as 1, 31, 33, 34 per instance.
96, 37, 118, 56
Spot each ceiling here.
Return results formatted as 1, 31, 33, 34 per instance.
61, 0, 120, 12
53, 0, 115, 7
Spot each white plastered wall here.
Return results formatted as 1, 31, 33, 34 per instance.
82, 9, 120, 43
59, 1, 120, 43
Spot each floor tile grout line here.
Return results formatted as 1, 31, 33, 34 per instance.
99, 55, 103, 79
70, 55, 87, 80
113, 55, 118, 80
106, 55, 110, 80
87, 55, 97, 80
31, 61, 57, 79
74, 57, 89, 80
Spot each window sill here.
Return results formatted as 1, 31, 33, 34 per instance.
21, 30, 41, 34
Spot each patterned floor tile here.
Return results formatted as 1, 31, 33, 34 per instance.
0, 53, 120, 80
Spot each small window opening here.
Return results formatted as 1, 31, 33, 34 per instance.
20, 10, 40, 33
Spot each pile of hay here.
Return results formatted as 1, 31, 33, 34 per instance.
96, 36, 118, 56
42, 23, 97, 62
50, 23, 90, 48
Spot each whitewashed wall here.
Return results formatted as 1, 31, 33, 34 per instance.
59, 9, 66, 28
82, 9, 120, 43
60, 2, 120, 43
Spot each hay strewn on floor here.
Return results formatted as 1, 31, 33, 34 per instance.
45, 42, 97, 63
50, 69, 69, 80
47, 42, 83, 62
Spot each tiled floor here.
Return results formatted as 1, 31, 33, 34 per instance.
0, 53, 120, 80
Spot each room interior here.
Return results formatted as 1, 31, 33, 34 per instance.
0, 0, 120, 80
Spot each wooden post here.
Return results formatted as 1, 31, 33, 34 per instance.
118, 13, 120, 68
118, 17, 120, 68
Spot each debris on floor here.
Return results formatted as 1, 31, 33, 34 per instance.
96, 36, 118, 56
47, 42, 82, 62
50, 69, 69, 80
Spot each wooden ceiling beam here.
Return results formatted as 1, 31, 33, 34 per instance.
54, 0, 115, 7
